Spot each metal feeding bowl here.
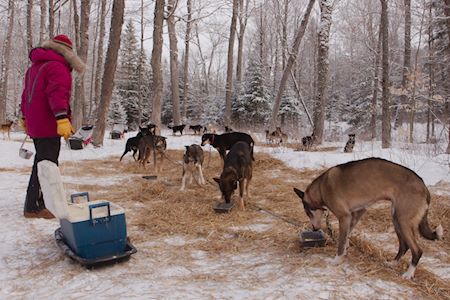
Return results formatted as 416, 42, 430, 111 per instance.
299, 229, 326, 248
19, 147, 34, 160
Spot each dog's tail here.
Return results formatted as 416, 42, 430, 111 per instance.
168, 125, 173, 129
419, 210, 443, 240
119, 144, 129, 161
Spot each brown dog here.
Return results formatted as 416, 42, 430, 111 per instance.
138, 134, 167, 172
214, 141, 253, 210
1, 120, 14, 139
180, 144, 205, 191
293, 158, 443, 279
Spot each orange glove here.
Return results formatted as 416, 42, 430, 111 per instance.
21, 119, 27, 132
56, 118, 74, 140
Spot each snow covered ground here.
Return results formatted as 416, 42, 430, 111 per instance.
0, 129, 448, 299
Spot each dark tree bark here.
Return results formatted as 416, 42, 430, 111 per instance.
380, 0, 391, 148
92, 0, 125, 146
27, 0, 34, 53
167, 0, 181, 126
182, 0, 192, 121
150, 0, 165, 132
49, 0, 55, 38
224, 0, 239, 126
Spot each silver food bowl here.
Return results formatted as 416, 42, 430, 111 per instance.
19, 148, 34, 159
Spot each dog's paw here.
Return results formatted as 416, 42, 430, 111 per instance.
401, 265, 416, 280
331, 255, 344, 265
436, 224, 443, 240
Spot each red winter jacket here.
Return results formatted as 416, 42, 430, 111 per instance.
21, 48, 72, 138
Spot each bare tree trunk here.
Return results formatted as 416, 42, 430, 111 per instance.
39, 0, 47, 44
182, 0, 192, 121
224, 0, 239, 126
236, 0, 249, 90
87, 0, 101, 122
167, 0, 181, 126
27, 0, 34, 53
312, 0, 334, 144
73, 0, 92, 130
380, 0, 391, 148
282, 0, 288, 70
137, 0, 145, 126
444, 0, 450, 153
371, 18, 382, 141
92, 0, 125, 146
426, 4, 434, 143
270, 0, 315, 130
395, 0, 411, 129
0, 0, 15, 123
72, 0, 80, 48
49, 0, 55, 38
194, 24, 209, 94
408, 3, 426, 143
92, 0, 107, 121
150, 0, 165, 132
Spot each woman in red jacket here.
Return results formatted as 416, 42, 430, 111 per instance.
21, 35, 85, 219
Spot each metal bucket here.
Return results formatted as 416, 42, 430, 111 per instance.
19, 136, 34, 159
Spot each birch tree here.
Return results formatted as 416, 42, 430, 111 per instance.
312, 0, 334, 144
92, 0, 125, 146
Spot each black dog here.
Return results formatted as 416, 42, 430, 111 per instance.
189, 124, 205, 135
119, 126, 153, 161
201, 132, 254, 161
344, 134, 355, 153
300, 135, 314, 151
145, 123, 157, 135
213, 141, 253, 210
168, 124, 186, 136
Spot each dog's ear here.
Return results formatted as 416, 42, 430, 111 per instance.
213, 177, 220, 184
233, 181, 238, 190
293, 188, 305, 199
185, 145, 189, 151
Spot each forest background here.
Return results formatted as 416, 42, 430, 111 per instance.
0, 0, 450, 150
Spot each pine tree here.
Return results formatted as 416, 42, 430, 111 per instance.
108, 91, 127, 125
115, 19, 141, 130
233, 55, 271, 126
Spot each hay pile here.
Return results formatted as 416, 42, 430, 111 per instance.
60, 150, 449, 298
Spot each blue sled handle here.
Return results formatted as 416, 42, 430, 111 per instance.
89, 202, 111, 223
70, 192, 90, 203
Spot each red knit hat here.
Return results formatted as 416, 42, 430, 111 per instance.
53, 35, 73, 49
